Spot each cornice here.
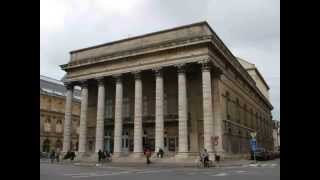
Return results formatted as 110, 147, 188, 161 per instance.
61, 35, 212, 70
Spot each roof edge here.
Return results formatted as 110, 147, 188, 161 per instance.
70, 21, 210, 54
246, 68, 270, 90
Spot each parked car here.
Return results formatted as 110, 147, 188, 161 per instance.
40, 152, 49, 159
251, 148, 268, 161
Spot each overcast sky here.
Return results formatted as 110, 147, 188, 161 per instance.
40, 0, 280, 120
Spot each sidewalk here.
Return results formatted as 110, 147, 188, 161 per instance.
41, 157, 255, 168
70, 159, 255, 168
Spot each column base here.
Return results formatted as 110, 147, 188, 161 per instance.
131, 152, 145, 159
112, 152, 123, 158
175, 152, 190, 159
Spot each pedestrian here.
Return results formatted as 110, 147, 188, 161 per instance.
98, 149, 103, 163
55, 149, 60, 163
145, 148, 151, 164
50, 150, 55, 163
70, 151, 76, 161
203, 149, 209, 167
157, 148, 164, 158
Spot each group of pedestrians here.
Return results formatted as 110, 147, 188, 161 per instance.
98, 149, 112, 163
49, 149, 61, 163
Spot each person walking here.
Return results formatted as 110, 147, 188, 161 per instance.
98, 149, 103, 163
70, 151, 76, 161
145, 148, 151, 164
157, 148, 164, 158
203, 149, 209, 167
55, 149, 60, 163
50, 150, 55, 163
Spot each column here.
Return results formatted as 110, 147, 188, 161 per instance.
154, 68, 164, 153
95, 77, 105, 152
133, 71, 143, 157
78, 80, 89, 154
201, 61, 214, 154
177, 65, 188, 157
212, 67, 224, 155
113, 75, 123, 157
63, 83, 73, 152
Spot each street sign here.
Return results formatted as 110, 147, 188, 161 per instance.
250, 132, 257, 138
250, 139, 257, 151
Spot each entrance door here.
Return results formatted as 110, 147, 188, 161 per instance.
104, 136, 113, 153
168, 136, 177, 152
164, 136, 169, 152
122, 135, 129, 154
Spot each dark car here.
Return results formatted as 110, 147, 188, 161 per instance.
251, 148, 268, 161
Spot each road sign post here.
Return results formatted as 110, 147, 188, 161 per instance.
250, 138, 257, 164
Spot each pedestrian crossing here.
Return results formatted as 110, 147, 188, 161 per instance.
61, 164, 278, 178
242, 163, 278, 168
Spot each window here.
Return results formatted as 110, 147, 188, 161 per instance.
55, 119, 62, 133
44, 118, 51, 132
105, 99, 113, 118
164, 93, 168, 115
55, 139, 62, 149
143, 96, 148, 116
236, 99, 240, 123
225, 92, 230, 119
42, 139, 50, 152
123, 97, 130, 118
243, 105, 247, 126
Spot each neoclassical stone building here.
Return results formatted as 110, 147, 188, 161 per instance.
60, 21, 274, 159
40, 75, 81, 153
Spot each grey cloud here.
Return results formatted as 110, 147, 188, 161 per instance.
40, 0, 279, 119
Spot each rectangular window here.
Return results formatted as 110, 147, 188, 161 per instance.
143, 96, 148, 116
105, 99, 113, 119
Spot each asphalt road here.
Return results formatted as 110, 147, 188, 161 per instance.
40, 159, 280, 180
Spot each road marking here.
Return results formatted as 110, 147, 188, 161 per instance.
212, 172, 227, 176
235, 170, 248, 174
69, 171, 131, 178
135, 169, 173, 174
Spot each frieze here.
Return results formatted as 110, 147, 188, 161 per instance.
62, 35, 213, 70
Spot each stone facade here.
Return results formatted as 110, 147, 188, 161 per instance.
40, 75, 81, 153
60, 21, 274, 160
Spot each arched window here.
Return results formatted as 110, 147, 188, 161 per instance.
55, 119, 62, 133
44, 118, 51, 132
42, 139, 50, 152
55, 139, 62, 150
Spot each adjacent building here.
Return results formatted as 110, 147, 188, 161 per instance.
273, 120, 280, 151
40, 75, 82, 153
60, 21, 274, 159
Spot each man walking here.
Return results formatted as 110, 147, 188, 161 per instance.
98, 149, 103, 163
145, 148, 151, 164
50, 150, 55, 163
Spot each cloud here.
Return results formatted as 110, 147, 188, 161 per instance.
40, 0, 280, 120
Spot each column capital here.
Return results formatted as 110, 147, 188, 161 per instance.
132, 71, 142, 80
176, 64, 186, 74
212, 66, 223, 76
199, 60, 211, 72
64, 82, 74, 90
152, 67, 163, 77
80, 80, 88, 88
113, 74, 122, 83
95, 77, 105, 86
